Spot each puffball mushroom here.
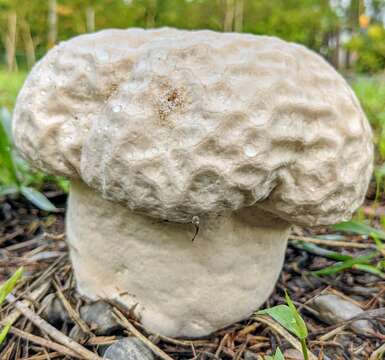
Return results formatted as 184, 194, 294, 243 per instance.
13, 28, 373, 337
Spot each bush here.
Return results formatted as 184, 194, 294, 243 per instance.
346, 24, 385, 74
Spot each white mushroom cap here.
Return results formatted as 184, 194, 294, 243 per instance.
13, 28, 373, 226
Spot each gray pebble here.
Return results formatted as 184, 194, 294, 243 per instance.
80, 301, 122, 335
103, 337, 154, 360
41, 294, 72, 324
311, 294, 373, 334
69, 324, 87, 343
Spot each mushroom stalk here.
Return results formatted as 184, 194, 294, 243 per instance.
66, 181, 290, 338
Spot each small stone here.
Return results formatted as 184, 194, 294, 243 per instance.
69, 324, 87, 343
80, 301, 122, 335
103, 337, 154, 360
310, 294, 373, 334
41, 294, 72, 324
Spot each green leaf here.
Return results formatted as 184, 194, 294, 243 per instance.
20, 186, 58, 212
258, 304, 299, 337
313, 252, 378, 276
371, 233, 385, 252
0, 323, 11, 345
285, 291, 308, 339
264, 348, 285, 360
273, 348, 285, 360
0, 109, 18, 185
0, 185, 18, 197
333, 221, 385, 240
0, 107, 13, 142
293, 242, 352, 261
353, 263, 385, 278
0, 267, 23, 305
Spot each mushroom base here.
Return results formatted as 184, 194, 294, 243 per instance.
66, 181, 291, 338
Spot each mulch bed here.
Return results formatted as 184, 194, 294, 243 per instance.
0, 187, 384, 360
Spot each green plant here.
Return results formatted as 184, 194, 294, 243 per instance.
265, 347, 285, 360
0, 70, 27, 110
351, 76, 385, 200
258, 292, 309, 360
307, 220, 385, 278
0, 267, 23, 344
0, 107, 59, 211
346, 24, 385, 74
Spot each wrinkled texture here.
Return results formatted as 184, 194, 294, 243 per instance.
13, 28, 373, 225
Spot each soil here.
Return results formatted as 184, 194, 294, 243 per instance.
0, 187, 384, 360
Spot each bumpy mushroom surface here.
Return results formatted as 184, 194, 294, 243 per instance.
13, 28, 373, 337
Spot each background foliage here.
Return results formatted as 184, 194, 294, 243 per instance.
0, 0, 385, 198
0, 0, 384, 73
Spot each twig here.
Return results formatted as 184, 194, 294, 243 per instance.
158, 335, 210, 347
7, 294, 102, 360
215, 333, 229, 358
318, 325, 347, 341
254, 315, 318, 360
289, 235, 375, 249
87, 336, 117, 346
53, 280, 91, 334
112, 307, 174, 360
0, 340, 15, 360
22, 352, 61, 360
2, 254, 67, 313
9, 327, 80, 358
234, 340, 247, 360
370, 342, 385, 360
0, 228, 25, 246
0, 283, 49, 327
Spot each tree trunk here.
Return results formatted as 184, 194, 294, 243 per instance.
21, 20, 36, 68
146, 0, 157, 29
223, 0, 235, 32
5, 12, 17, 72
333, 29, 340, 70
48, 0, 57, 48
86, 7, 95, 33
234, 0, 244, 32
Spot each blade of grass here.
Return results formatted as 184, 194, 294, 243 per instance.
313, 252, 378, 276
0, 185, 18, 197
285, 291, 308, 360
0, 110, 18, 185
334, 221, 385, 240
0, 108, 13, 142
20, 186, 58, 212
0, 323, 11, 345
353, 263, 385, 278
292, 242, 352, 261
0, 267, 23, 305
284, 292, 308, 339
